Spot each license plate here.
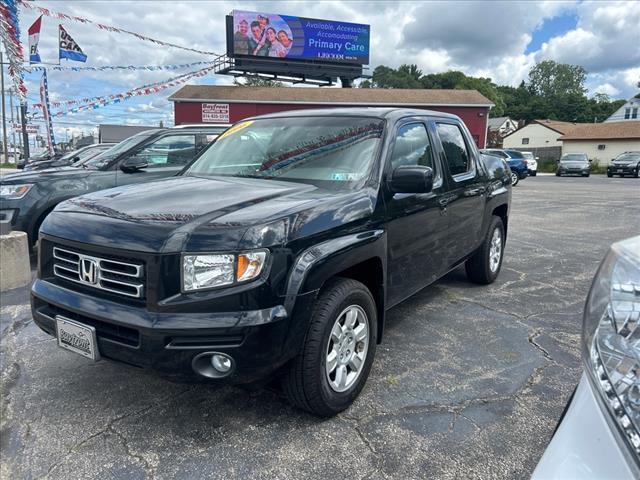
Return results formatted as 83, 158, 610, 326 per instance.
618, 169, 624, 173
55, 316, 100, 361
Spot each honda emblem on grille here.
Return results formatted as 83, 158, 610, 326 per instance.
80, 258, 98, 285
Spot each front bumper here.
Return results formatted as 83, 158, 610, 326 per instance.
31, 278, 316, 383
608, 164, 638, 175
558, 169, 590, 176
532, 374, 639, 479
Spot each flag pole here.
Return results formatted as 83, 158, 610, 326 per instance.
1, 51, 8, 164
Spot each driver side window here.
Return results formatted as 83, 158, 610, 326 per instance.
389, 123, 434, 171
131, 134, 196, 168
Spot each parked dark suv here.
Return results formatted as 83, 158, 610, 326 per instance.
0, 125, 227, 247
31, 108, 511, 416
607, 151, 640, 178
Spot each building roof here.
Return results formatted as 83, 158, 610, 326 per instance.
169, 85, 494, 107
487, 116, 510, 129
559, 121, 640, 141
532, 119, 580, 135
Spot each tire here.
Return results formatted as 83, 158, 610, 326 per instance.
556, 172, 561, 177
607, 172, 613, 178
465, 216, 505, 285
530, 171, 537, 177
282, 278, 377, 417
510, 171, 519, 186
634, 167, 639, 178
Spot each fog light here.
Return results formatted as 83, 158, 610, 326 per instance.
211, 354, 232, 373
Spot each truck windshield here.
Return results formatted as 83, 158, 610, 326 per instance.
185, 117, 385, 188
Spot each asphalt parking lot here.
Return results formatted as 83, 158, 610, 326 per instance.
1, 174, 638, 479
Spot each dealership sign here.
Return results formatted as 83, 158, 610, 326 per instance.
229, 10, 370, 65
202, 103, 230, 123
12, 123, 40, 134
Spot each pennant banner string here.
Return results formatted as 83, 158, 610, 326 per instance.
30, 65, 215, 117
0, 0, 28, 102
25, 60, 215, 73
18, 0, 220, 56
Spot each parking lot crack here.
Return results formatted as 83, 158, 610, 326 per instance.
528, 329, 553, 361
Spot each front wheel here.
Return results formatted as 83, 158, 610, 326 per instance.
530, 171, 537, 177
282, 278, 377, 417
556, 172, 561, 177
465, 216, 505, 284
510, 171, 519, 186
607, 172, 613, 178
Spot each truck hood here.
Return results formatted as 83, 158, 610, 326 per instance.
45, 175, 376, 253
0, 166, 89, 184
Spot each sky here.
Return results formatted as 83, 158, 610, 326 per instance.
4, 0, 640, 141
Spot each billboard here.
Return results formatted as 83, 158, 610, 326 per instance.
229, 10, 370, 65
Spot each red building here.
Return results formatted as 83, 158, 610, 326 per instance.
169, 86, 493, 147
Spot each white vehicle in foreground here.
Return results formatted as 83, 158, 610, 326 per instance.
522, 151, 538, 176
533, 235, 640, 479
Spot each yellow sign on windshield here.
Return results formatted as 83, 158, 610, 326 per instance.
216, 121, 254, 142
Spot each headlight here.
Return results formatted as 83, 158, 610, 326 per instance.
182, 250, 268, 292
583, 236, 640, 460
0, 184, 33, 199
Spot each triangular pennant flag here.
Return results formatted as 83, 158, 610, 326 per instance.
59, 24, 87, 62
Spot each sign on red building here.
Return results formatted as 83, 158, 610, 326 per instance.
202, 103, 230, 123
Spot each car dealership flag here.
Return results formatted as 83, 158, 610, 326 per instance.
59, 25, 87, 62
28, 15, 43, 63
39, 70, 56, 155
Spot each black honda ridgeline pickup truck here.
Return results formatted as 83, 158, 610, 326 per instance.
32, 108, 511, 416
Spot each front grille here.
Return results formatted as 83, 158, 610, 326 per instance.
53, 246, 145, 298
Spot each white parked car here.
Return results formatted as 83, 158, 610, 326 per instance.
522, 151, 538, 176
533, 235, 640, 479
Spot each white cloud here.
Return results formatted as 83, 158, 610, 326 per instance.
593, 83, 621, 96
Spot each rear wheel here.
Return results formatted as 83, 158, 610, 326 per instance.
282, 278, 377, 417
510, 171, 519, 186
465, 216, 505, 285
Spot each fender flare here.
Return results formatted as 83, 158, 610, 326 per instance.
282, 229, 387, 352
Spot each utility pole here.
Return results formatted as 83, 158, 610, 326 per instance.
1, 51, 8, 163
9, 88, 16, 160
20, 104, 29, 159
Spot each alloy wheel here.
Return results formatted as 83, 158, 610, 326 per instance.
325, 305, 369, 393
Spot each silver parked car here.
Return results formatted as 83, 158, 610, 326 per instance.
533, 235, 640, 479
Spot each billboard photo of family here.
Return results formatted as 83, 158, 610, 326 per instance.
232, 11, 294, 59
230, 10, 370, 65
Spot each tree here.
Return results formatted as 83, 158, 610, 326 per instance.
528, 60, 587, 98
234, 76, 284, 87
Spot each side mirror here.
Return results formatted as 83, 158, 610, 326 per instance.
70, 156, 80, 163
588, 159, 593, 163
389, 165, 434, 194
120, 156, 148, 173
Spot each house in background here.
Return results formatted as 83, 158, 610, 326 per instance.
560, 121, 640, 165
486, 116, 518, 147
604, 97, 640, 122
502, 119, 578, 163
